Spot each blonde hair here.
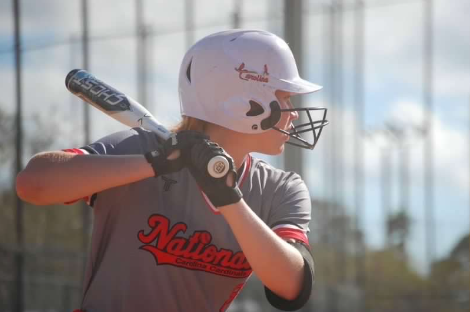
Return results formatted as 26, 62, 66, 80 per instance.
171, 116, 209, 133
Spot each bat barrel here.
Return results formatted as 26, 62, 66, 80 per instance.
65, 69, 227, 178
65, 69, 172, 140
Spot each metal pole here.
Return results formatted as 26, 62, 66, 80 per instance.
232, 0, 242, 28
283, 0, 304, 175
82, 0, 89, 127
13, 0, 23, 311
329, 0, 336, 222
328, 3, 337, 311
382, 147, 391, 246
70, 35, 77, 111
81, 0, 91, 282
322, 2, 330, 205
335, 0, 346, 284
136, 0, 147, 107
267, 0, 278, 33
185, 0, 194, 49
354, 0, 366, 309
423, 0, 435, 274
322, 4, 334, 311
146, 26, 154, 113
400, 145, 409, 214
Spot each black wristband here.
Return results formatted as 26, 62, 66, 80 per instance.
145, 150, 161, 164
145, 131, 209, 177
145, 148, 170, 177
207, 183, 243, 207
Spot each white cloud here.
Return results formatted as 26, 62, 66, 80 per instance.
363, 99, 468, 192
362, 0, 470, 98
307, 96, 468, 262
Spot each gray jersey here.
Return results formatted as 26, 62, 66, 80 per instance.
69, 128, 312, 312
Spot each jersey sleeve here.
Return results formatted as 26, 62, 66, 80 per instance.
265, 172, 314, 310
268, 172, 311, 246
80, 127, 156, 156
62, 127, 158, 205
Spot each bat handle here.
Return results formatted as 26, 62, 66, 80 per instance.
207, 156, 230, 178
169, 132, 229, 178
166, 135, 229, 178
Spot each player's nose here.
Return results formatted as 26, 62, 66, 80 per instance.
290, 110, 299, 121
283, 99, 299, 121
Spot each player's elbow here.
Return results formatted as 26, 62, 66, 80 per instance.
16, 165, 50, 206
281, 280, 304, 301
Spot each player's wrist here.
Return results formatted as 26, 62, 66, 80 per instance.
206, 184, 243, 207
217, 197, 244, 212
145, 149, 165, 177
145, 131, 208, 177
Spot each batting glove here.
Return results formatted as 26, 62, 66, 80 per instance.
188, 140, 243, 207
145, 130, 208, 177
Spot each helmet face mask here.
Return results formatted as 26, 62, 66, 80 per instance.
178, 29, 328, 150
272, 106, 329, 150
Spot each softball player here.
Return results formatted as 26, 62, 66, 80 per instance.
17, 29, 328, 312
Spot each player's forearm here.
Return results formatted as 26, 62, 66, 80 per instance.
16, 151, 153, 205
219, 200, 305, 300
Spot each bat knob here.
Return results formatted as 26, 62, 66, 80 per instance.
207, 156, 230, 178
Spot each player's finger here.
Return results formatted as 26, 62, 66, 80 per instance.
166, 149, 181, 160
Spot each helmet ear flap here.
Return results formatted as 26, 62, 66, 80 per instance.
222, 97, 280, 133
260, 101, 281, 130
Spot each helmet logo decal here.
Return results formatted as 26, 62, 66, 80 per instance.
235, 63, 269, 83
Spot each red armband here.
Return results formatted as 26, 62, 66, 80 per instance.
273, 225, 310, 247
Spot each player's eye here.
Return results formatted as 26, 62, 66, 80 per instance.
285, 99, 293, 108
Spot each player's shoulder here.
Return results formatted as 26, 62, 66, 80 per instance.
250, 155, 304, 186
84, 127, 160, 155
248, 155, 310, 204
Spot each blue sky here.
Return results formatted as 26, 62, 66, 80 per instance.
0, 0, 469, 274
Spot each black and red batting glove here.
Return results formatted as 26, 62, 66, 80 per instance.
187, 140, 243, 207
145, 130, 208, 177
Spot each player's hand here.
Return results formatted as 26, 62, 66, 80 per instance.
145, 130, 208, 177
187, 139, 243, 207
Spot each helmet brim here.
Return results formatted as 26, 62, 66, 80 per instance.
271, 77, 323, 94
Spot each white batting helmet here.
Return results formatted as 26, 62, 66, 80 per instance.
178, 29, 328, 149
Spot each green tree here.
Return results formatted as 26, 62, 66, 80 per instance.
364, 248, 428, 312
0, 106, 85, 311
429, 233, 469, 312
386, 209, 411, 258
